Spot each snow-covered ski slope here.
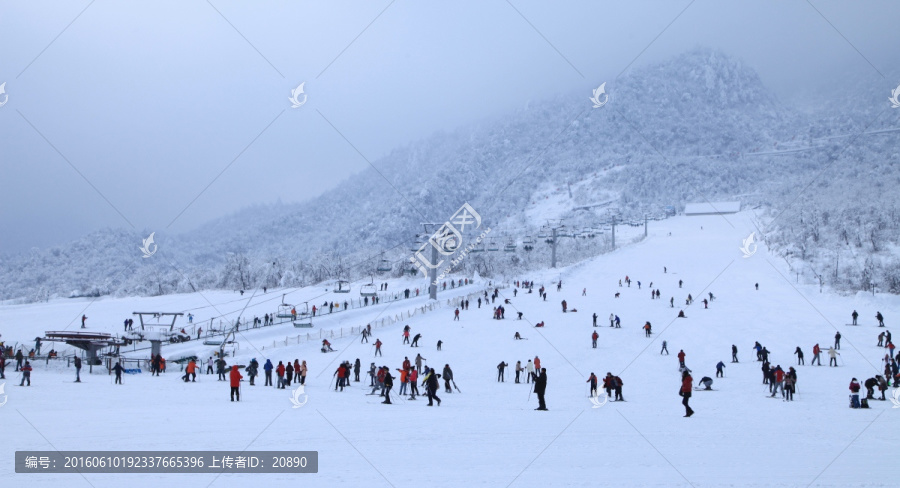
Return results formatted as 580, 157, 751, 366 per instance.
2, 211, 898, 487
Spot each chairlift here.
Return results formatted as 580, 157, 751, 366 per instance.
276, 294, 295, 319
411, 234, 428, 252
334, 280, 351, 293
360, 278, 377, 297
470, 241, 485, 253
504, 238, 517, 252
293, 302, 313, 327
487, 237, 500, 252
522, 235, 535, 245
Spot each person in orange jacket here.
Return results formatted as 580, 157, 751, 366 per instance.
811, 343, 821, 366
397, 367, 409, 396
184, 359, 197, 382
230, 365, 243, 401
680, 370, 694, 417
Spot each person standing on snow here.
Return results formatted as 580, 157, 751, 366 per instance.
415, 354, 426, 374
877, 311, 885, 327
20, 361, 33, 386
229, 365, 243, 402
677, 350, 686, 368
828, 347, 840, 367
412, 334, 422, 347
382, 369, 394, 404
245, 359, 258, 385
534, 368, 548, 410
73, 356, 82, 383
609, 313, 615, 328
497, 361, 508, 382
592, 331, 599, 349
375, 339, 383, 357
794, 347, 805, 366
526, 360, 534, 384
515, 361, 523, 383
852, 310, 859, 325
811, 344, 821, 366
424, 368, 441, 406
113, 360, 124, 384
354, 359, 361, 382
716, 361, 725, 378
680, 370, 694, 417
849, 378, 861, 408
408, 368, 419, 399
443, 364, 453, 393
276, 361, 286, 389
834, 331, 841, 350
661, 340, 669, 355
593, 313, 598, 327
732, 345, 738, 363
770, 366, 785, 398
587, 373, 598, 397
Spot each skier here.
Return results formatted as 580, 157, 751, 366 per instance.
424, 368, 441, 406
354, 359, 361, 382
784, 367, 797, 401
864, 377, 878, 400
284, 361, 294, 388
878, 332, 885, 347
603, 373, 614, 398
613, 375, 624, 401
73, 356, 82, 382
609, 313, 615, 328
876, 375, 888, 400
661, 340, 669, 355
515, 361, 523, 383
113, 360, 124, 384
732, 345, 738, 363
184, 359, 197, 383
20, 361, 32, 386
245, 359, 258, 385
677, 350, 686, 368
81, 314, 87, 328
770, 366, 785, 397
716, 361, 725, 378
852, 310, 859, 325
643, 322, 652, 337
698, 376, 713, 390
592, 331, 599, 349
277, 361, 288, 389
437, 340, 442, 351
877, 311, 885, 327
828, 347, 840, 367
403, 328, 410, 344
375, 339, 383, 357
415, 354, 426, 374
561, 300, 567, 313
534, 356, 541, 371
679, 280, 683, 288
794, 347, 804, 366
216, 357, 227, 381
534, 368, 548, 410
382, 368, 394, 404
454, 308, 460, 321
811, 344, 821, 366
321, 339, 334, 353
614, 315, 621, 328
300, 360, 307, 385
593, 313, 598, 327
526, 360, 534, 384
587, 372, 598, 396
849, 378, 861, 408
397, 367, 408, 396
264, 359, 273, 386
497, 361, 508, 382
15, 348, 23, 371
443, 364, 453, 393
669, 297, 674, 308
408, 368, 419, 399
229, 365, 243, 401
206, 356, 214, 375
361, 328, 369, 344
412, 334, 422, 347
834, 331, 841, 350
680, 370, 694, 417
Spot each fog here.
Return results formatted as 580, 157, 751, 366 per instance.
1, 0, 896, 254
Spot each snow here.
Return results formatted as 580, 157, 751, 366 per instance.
2, 211, 898, 487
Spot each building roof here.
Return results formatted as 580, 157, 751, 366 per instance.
683, 201, 741, 215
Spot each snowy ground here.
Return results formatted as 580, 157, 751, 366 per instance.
2, 211, 898, 487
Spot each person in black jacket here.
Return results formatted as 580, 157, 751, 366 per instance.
534, 368, 548, 410
425, 368, 441, 406
113, 360, 124, 384
864, 377, 878, 399
382, 369, 394, 404
442, 364, 453, 393
354, 359, 361, 382
74, 356, 82, 382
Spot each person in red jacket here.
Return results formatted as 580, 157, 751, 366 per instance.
276, 361, 286, 389
680, 370, 694, 417
408, 368, 419, 399
849, 378, 861, 408
677, 350, 686, 368
592, 331, 599, 348
534, 356, 541, 371
230, 365, 243, 401
770, 366, 785, 398
811, 344, 821, 366
375, 339, 383, 357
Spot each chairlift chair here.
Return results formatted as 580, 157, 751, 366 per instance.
504, 238, 517, 252
335, 280, 351, 293
276, 294, 295, 319
487, 237, 500, 252
470, 241, 485, 253
360, 278, 377, 297
293, 302, 313, 327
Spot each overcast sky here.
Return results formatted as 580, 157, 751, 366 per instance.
1, 0, 897, 254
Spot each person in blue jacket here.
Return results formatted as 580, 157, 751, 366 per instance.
263, 359, 274, 386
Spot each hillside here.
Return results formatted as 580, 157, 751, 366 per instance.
2, 211, 896, 487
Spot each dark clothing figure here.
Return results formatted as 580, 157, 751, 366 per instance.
534, 369, 548, 410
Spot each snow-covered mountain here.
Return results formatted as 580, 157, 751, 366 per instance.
2, 48, 898, 301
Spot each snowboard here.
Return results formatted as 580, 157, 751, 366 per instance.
693, 387, 717, 391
